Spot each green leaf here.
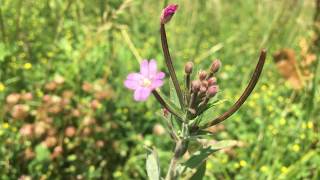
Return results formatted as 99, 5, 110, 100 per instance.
169, 79, 180, 107
146, 148, 161, 180
190, 99, 228, 127
182, 140, 238, 171
158, 91, 184, 120
35, 144, 51, 162
190, 161, 206, 180
0, 43, 10, 62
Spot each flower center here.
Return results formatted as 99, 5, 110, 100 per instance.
141, 78, 152, 87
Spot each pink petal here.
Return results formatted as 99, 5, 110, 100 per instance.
151, 79, 164, 89
126, 73, 143, 81
134, 87, 151, 101
140, 60, 149, 77
148, 59, 157, 78
155, 72, 165, 79
124, 79, 140, 90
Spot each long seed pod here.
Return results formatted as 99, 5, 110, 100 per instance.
202, 49, 267, 128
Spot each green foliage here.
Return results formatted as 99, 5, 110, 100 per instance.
0, 0, 319, 179
146, 148, 161, 180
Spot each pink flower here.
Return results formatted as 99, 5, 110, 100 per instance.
160, 4, 178, 24
124, 60, 165, 102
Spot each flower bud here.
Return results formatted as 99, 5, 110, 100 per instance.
184, 62, 193, 74
210, 59, 222, 73
160, 4, 178, 24
208, 77, 217, 86
200, 85, 207, 94
198, 70, 207, 81
207, 85, 219, 97
191, 80, 201, 92
201, 80, 208, 88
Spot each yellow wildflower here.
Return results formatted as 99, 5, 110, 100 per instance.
239, 160, 247, 167
307, 121, 314, 129
292, 144, 300, 152
113, 171, 122, 178
207, 162, 213, 170
260, 166, 268, 173
0, 82, 5, 92
23, 63, 32, 70
2, 123, 9, 129
279, 118, 286, 126
281, 166, 288, 174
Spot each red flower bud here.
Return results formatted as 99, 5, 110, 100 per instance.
184, 61, 193, 74
207, 85, 219, 97
191, 80, 201, 92
160, 4, 178, 24
199, 70, 207, 81
208, 77, 217, 86
210, 59, 222, 73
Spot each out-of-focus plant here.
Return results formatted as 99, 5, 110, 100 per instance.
124, 4, 267, 180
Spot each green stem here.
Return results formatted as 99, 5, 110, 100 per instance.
160, 24, 184, 110
0, 6, 7, 44
165, 139, 188, 180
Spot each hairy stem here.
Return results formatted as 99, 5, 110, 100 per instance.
165, 140, 188, 180
160, 24, 184, 110
202, 50, 267, 128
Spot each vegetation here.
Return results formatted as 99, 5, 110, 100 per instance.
0, 0, 319, 179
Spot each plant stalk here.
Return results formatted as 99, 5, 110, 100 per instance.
160, 24, 184, 110
165, 139, 188, 180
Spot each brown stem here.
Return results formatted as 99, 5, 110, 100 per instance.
202, 49, 267, 128
160, 24, 184, 110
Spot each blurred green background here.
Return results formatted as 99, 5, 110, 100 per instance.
0, 0, 319, 179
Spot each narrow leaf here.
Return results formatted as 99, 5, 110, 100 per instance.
169, 79, 180, 106
182, 140, 238, 171
146, 148, 161, 180
190, 161, 206, 180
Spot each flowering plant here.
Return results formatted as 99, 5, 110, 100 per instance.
125, 4, 267, 180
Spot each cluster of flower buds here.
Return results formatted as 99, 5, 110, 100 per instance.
184, 59, 221, 118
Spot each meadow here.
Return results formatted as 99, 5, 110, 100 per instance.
0, 0, 319, 179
